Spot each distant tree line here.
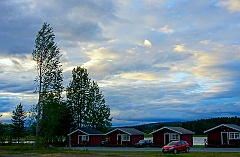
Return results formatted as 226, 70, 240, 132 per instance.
129, 117, 240, 134
182, 116, 240, 134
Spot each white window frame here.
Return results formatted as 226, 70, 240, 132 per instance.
170, 133, 180, 140
229, 132, 240, 139
82, 135, 89, 141
78, 135, 89, 144
117, 134, 130, 142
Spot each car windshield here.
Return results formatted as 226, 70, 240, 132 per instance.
167, 141, 177, 146
139, 140, 145, 143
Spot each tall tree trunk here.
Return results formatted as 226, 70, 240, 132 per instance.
36, 59, 42, 144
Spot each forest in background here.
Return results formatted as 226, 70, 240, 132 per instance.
124, 116, 240, 135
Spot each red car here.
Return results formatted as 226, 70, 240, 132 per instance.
162, 140, 190, 154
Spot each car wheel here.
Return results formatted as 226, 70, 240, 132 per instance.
185, 147, 189, 153
173, 149, 178, 154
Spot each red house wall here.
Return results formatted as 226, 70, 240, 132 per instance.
107, 131, 118, 144
152, 131, 164, 146
131, 135, 144, 145
89, 135, 104, 146
70, 132, 104, 146
181, 134, 193, 146
71, 134, 79, 146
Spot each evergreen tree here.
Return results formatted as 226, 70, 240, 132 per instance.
11, 103, 26, 143
32, 22, 64, 144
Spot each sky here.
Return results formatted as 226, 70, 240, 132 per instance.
0, 0, 240, 127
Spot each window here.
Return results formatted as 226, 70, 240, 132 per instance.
181, 141, 186, 145
123, 134, 127, 141
229, 132, 240, 139
171, 134, 180, 140
118, 134, 130, 141
229, 133, 234, 139
122, 134, 130, 141
235, 133, 240, 139
126, 135, 130, 141
78, 135, 89, 144
81, 135, 89, 141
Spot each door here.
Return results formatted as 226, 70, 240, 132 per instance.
164, 134, 170, 145
118, 135, 122, 145
78, 135, 82, 144
221, 132, 228, 145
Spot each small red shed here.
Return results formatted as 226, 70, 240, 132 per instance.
150, 126, 195, 147
106, 128, 145, 146
68, 128, 105, 147
204, 124, 240, 147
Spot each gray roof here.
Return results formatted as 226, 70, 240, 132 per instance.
151, 126, 195, 134
204, 124, 240, 133
68, 128, 105, 136
106, 128, 145, 135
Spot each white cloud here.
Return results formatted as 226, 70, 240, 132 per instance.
120, 72, 159, 81
217, 0, 240, 12
143, 39, 152, 47
83, 47, 119, 68
0, 0, 240, 126
173, 44, 185, 52
199, 40, 211, 45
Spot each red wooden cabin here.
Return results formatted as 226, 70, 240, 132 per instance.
151, 126, 195, 147
204, 124, 240, 147
106, 128, 145, 146
68, 128, 105, 147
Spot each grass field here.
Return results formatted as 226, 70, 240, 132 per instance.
0, 146, 240, 157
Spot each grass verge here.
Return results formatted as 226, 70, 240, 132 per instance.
0, 146, 240, 157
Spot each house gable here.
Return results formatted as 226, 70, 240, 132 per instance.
204, 124, 240, 133
106, 128, 145, 135
151, 126, 195, 135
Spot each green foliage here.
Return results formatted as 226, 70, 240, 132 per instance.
0, 123, 13, 145
32, 22, 64, 144
66, 66, 91, 129
11, 103, 27, 143
84, 81, 112, 132
66, 66, 112, 132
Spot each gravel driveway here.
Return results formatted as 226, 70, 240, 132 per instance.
71, 146, 240, 152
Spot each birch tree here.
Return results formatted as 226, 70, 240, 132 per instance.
66, 66, 90, 129
66, 66, 112, 131
32, 22, 64, 144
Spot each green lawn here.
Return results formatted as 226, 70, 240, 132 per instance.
0, 146, 240, 157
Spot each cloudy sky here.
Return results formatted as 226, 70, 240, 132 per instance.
1, 0, 240, 126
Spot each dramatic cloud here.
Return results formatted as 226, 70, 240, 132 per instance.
0, 0, 240, 126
